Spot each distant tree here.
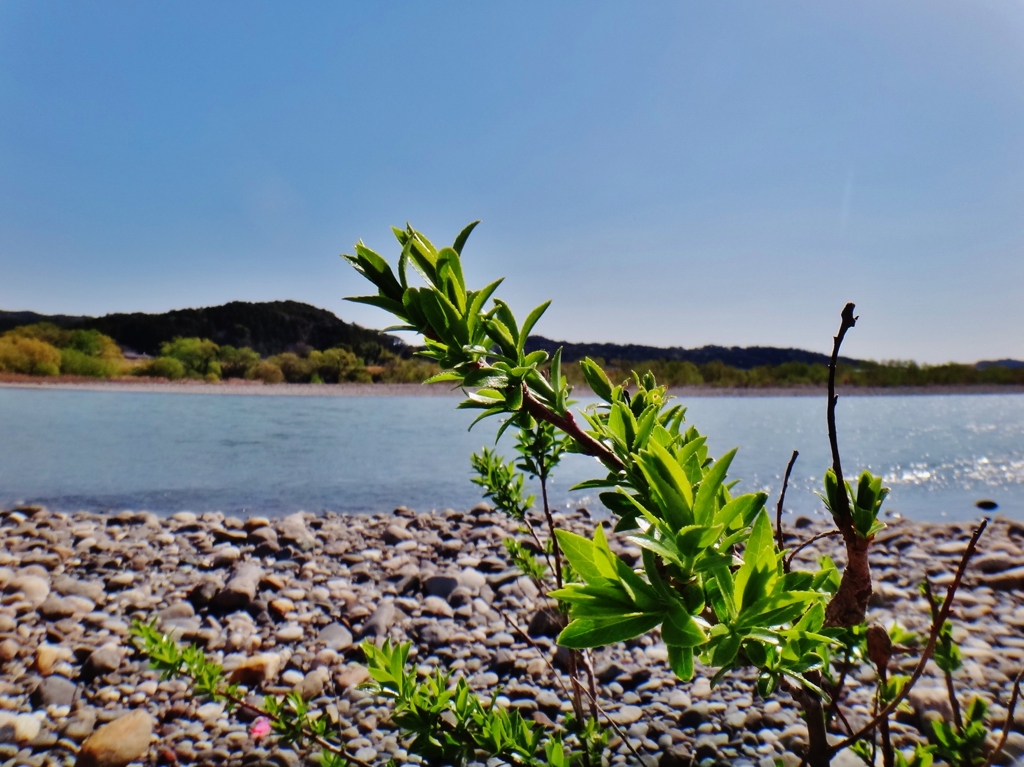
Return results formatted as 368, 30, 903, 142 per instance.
314, 347, 369, 383
133, 357, 186, 380
0, 336, 62, 376
246, 360, 284, 384
266, 352, 311, 383
160, 337, 221, 379
217, 345, 261, 378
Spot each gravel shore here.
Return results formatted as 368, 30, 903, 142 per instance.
1, 505, 1023, 767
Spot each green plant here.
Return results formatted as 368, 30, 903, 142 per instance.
134, 355, 186, 381
0, 335, 62, 376
344, 222, 1020, 767
161, 337, 222, 379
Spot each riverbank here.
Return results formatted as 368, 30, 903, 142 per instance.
1, 505, 1022, 766
3, 377, 1024, 398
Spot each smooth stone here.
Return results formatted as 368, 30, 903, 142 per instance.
317, 623, 353, 652
611, 705, 644, 725
227, 653, 282, 686
212, 563, 264, 611
358, 602, 396, 639
423, 575, 459, 601
31, 675, 77, 708
9, 575, 50, 606
38, 595, 77, 620
275, 624, 304, 642
297, 668, 330, 700
11, 713, 41, 744
76, 708, 153, 767
280, 513, 316, 550
62, 708, 98, 742
35, 643, 74, 675
422, 596, 454, 618
83, 645, 121, 678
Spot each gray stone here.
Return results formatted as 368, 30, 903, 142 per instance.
38, 595, 77, 620
51, 576, 104, 603
423, 575, 459, 601
9, 575, 49, 606
358, 602, 396, 639
83, 645, 121, 678
61, 708, 97, 742
317, 623, 353, 652
279, 513, 316, 551
212, 563, 263, 611
30, 675, 77, 708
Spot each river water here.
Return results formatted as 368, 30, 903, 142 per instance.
0, 387, 1021, 522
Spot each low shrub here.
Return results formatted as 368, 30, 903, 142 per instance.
160, 337, 221, 379
59, 348, 121, 378
0, 335, 61, 376
134, 356, 186, 380
246, 360, 284, 384
218, 345, 261, 378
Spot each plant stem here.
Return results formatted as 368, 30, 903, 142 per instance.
830, 519, 987, 754
521, 386, 624, 471
776, 449, 799, 560
785, 530, 842, 571
922, 578, 963, 731
823, 303, 874, 631
981, 669, 1024, 767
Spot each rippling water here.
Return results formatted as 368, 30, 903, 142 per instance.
0, 387, 1020, 522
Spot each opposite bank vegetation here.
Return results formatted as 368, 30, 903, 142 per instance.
0, 321, 1022, 390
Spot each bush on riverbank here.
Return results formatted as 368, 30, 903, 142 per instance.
0, 323, 125, 378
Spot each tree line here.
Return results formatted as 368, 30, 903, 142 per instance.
0, 323, 438, 384
1, 321, 1021, 388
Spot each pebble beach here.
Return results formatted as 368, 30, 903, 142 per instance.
1, 505, 1023, 767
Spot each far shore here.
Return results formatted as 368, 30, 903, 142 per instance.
2, 376, 1024, 398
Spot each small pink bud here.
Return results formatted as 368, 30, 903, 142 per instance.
250, 716, 271, 742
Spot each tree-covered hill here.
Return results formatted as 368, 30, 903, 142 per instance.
524, 335, 863, 369
0, 301, 408, 357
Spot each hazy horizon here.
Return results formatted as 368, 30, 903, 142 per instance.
2, 3, 1022, 364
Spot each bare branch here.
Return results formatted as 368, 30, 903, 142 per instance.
982, 668, 1024, 767
830, 519, 988, 754
785, 530, 841, 571
776, 449, 800, 560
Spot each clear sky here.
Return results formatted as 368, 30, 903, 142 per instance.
1, 2, 1022, 363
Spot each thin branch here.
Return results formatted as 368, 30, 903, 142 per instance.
827, 303, 857, 514
922, 578, 962, 731
830, 519, 988, 754
776, 450, 800, 558
538, 459, 563, 590
785, 530, 841, 570
572, 673, 650, 767
522, 386, 624, 471
522, 516, 557, 576
495, 606, 648, 766
981, 668, 1024, 767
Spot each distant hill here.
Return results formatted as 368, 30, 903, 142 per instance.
0, 301, 409, 358
977, 359, 1024, 370
525, 336, 862, 370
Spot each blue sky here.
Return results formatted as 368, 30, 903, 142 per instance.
1, 2, 1022, 363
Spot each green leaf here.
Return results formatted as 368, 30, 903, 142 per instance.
452, 220, 480, 255
667, 645, 695, 680
580, 358, 613, 402
662, 604, 709, 647
554, 530, 605, 583
518, 301, 551, 354
693, 448, 737, 526
557, 613, 662, 649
